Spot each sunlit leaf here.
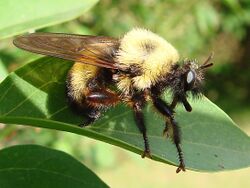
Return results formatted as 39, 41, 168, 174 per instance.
0, 0, 99, 39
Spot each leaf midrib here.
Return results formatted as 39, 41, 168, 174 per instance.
0, 115, 248, 154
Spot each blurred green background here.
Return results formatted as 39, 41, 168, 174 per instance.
0, 0, 249, 187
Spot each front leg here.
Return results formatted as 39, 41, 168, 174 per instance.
170, 95, 192, 112
152, 97, 185, 173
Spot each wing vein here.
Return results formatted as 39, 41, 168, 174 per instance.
13, 33, 121, 69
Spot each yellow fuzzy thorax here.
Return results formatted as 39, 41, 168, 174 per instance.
116, 28, 179, 93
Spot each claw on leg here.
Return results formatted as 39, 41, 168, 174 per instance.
176, 161, 186, 173
141, 150, 153, 159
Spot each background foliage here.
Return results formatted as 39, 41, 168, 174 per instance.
0, 0, 250, 187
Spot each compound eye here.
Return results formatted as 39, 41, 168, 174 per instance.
186, 70, 195, 85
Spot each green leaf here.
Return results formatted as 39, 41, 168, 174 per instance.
0, 144, 108, 188
0, 57, 250, 172
0, 0, 99, 39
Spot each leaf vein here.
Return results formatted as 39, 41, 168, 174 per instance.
3, 81, 52, 116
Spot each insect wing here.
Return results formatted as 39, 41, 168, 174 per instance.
13, 33, 120, 69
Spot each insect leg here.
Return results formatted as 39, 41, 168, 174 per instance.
79, 89, 120, 127
180, 96, 192, 112
170, 95, 192, 112
86, 89, 120, 107
131, 93, 152, 159
152, 97, 185, 173
79, 108, 101, 127
132, 101, 152, 159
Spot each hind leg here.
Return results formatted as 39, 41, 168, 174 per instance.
79, 88, 120, 127
79, 108, 102, 127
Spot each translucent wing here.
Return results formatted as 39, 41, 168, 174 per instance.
13, 33, 120, 69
